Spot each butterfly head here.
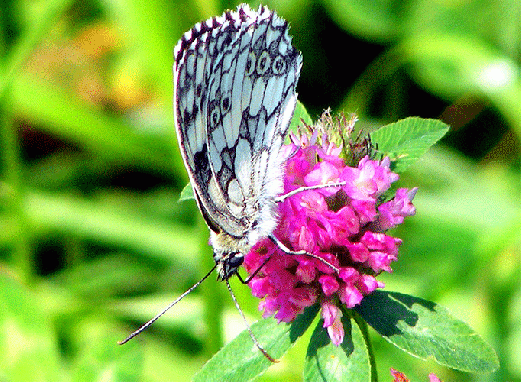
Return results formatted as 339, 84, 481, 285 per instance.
211, 231, 250, 280
214, 250, 244, 280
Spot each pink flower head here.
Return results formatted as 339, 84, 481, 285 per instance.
244, 117, 417, 346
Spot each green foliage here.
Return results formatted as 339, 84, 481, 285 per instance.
289, 100, 313, 134
371, 117, 449, 174
192, 117, 497, 381
303, 314, 371, 382
1, 0, 519, 381
0, 274, 61, 382
356, 291, 499, 374
179, 183, 195, 202
194, 305, 319, 382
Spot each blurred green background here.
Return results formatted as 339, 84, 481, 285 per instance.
1, 0, 520, 381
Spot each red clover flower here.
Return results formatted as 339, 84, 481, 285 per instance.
244, 111, 418, 346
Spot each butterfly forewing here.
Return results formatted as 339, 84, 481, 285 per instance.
174, 4, 302, 278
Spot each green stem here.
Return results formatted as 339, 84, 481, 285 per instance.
352, 310, 378, 382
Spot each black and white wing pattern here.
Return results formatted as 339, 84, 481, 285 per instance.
174, 4, 302, 279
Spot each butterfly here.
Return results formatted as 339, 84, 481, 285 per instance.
120, 4, 339, 357
119, 2, 301, 346
173, 3, 302, 281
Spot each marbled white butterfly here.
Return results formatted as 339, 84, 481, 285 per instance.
120, 4, 336, 356
174, 3, 302, 281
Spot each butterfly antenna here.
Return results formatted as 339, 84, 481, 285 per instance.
119, 265, 217, 345
226, 279, 277, 362
272, 181, 348, 274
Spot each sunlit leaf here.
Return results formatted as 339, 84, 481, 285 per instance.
304, 314, 371, 382
356, 291, 499, 373
0, 273, 62, 382
371, 117, 449, 173
179, 183, 194, 202
194, 305, 319, 382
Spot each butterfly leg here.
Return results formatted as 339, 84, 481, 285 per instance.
237, 254, 273, 285
275, 181, 346, 202
268, 234, 339, 273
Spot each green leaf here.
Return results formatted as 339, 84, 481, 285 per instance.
179, 183, 195, 202
371, 117, 449, 173
289, 100, 313, 134
304, 314, 371, 382
194, 304, 319, 382
355, 290, 500, 373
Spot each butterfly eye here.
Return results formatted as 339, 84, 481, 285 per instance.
256, 51, 271, 75
227, 253, 244, 269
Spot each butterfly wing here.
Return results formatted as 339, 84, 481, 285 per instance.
174, 4, 302, 244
